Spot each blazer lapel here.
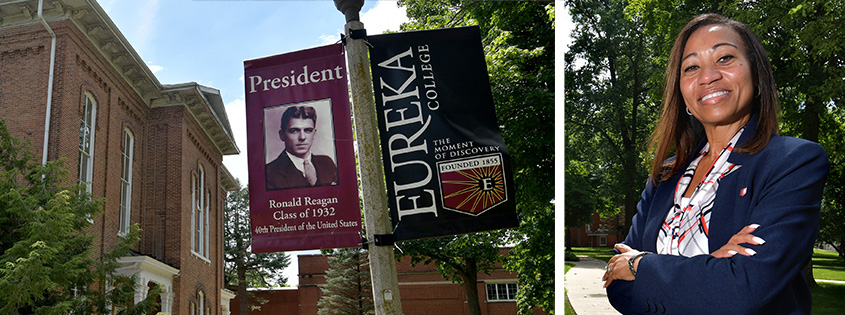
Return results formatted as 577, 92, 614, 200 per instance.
709, 114, 758, 251
643, 171, 681, 253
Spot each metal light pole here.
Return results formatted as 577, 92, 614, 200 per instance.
334, 1, 403, 314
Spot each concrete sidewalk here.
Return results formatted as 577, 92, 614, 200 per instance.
565, 256, 621, 314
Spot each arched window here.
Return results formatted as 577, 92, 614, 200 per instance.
119, 128, 134, 235
197, 290, 206, 315
192, 165, 209, 259
204, 187, 211, 257
78, 92, 97, 192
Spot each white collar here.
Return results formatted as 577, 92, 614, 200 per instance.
285, 150, 312, 174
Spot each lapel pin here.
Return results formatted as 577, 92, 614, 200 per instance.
740, 186, 748, 197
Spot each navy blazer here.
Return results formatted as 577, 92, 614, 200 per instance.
607, 117, 829, 314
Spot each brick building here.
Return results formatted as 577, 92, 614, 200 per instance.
1, 1, 239, 314
567, 212, 625, 248
231, 249, 548, 315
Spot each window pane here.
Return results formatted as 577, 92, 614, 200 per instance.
119, 131, 133, 235
191, 175, 197, 251
79, 125, 89, 151
486, 284, 497, 300
120, 182, 129, 229
507, 283, 518, 300
78, 95, 96, 190
78, 154, 89, 182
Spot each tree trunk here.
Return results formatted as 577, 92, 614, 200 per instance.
238, 265, 250, 315
462, 259, 482, 315
801, 68, 822, 288
839, 237, 845, 262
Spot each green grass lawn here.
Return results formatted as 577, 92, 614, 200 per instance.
812, 282, 845, 314
813, 249, 845, 281
564, 262, 577, 315
567, 247, 616, 263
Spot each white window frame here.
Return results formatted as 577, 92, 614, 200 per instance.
118, 129, 134, 235
191, 173, 197, 251
198, 291, 205, 315
191, 166, 210, 261
599, 235, 607, 246
78, 92, 97, 192
486, 282, 518, 302
204, 187, 210, 257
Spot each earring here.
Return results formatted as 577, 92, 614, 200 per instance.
686, 107, 692, 116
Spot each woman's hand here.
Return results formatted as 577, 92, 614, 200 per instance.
602, 244, 642, 288
711, 224, 766, 258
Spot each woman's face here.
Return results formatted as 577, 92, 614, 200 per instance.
680, 25, 754, 129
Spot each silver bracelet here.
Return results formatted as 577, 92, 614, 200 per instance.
628, 251, 651, 276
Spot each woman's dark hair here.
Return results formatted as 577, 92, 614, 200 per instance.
649, 13, 780, 183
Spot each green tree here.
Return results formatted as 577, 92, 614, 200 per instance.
565, 0, 659, 234
223, 183, 291, 315
397, 232, 506, 315
818, 109, 845, 262
564, 159, 599, 249
0, 119, 159, 314
317, 248, 374, 315
398, 1, 555, 312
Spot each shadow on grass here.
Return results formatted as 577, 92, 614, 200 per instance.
567, 247, 617, 263
813, 249, 845, 281
812, 282, 845, 314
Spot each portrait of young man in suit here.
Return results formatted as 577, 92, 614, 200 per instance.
265, 105, 338, 190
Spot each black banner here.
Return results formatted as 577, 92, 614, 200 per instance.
368, 26, 518, 241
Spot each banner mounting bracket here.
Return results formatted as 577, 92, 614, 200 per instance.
374, 233, 395, 247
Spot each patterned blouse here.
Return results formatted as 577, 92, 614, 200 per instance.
657, 128, 745, 256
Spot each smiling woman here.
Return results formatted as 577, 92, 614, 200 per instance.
680, 25, 754, 135
604, 14, 830, 314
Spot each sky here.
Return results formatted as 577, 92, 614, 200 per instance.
96, 0, 409, 287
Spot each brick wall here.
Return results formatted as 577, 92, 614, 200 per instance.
1, 14, 229, 314
232, 250, 549, 315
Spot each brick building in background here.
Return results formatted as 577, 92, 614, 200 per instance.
0, 1, 239, 314
231, 249, 549, 315
567, 211, 625, 248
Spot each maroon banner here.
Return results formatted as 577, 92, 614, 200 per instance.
244, 44, 361, 252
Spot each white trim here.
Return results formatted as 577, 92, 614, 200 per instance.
119, 129, 134, 235
116, 256, 179, 313
192, 165, 209, 259
204, 187, 210, 258
485, 282, 518, 302
220, 289, 236, 315
198, 290, 206, 315
191, 250, 212, 264
191, 174, 197, 251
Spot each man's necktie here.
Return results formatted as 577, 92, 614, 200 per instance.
303, 159, 317, 186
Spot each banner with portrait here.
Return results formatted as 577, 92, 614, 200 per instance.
244, 43, 361, 252
367, 26, 519, 241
